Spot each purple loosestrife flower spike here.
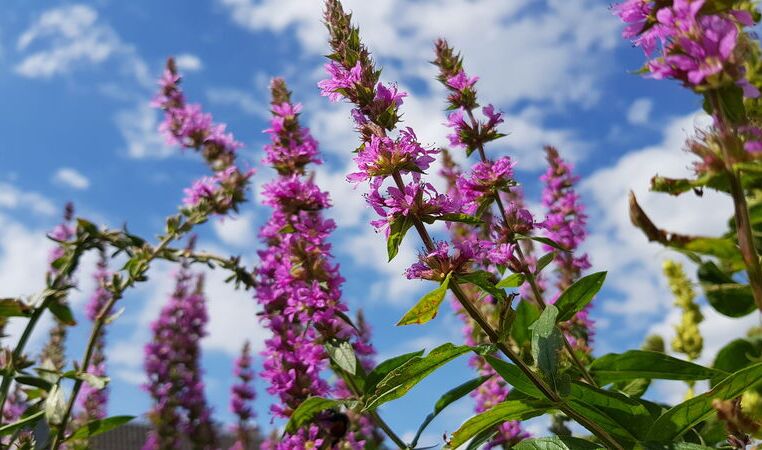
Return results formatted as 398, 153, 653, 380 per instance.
143, 263, 217, 450
541, 146, 594, 352
258, 78, 378, 449
40, 202, 76, 373
153, 58, 254, 216
229, 341, 256, 450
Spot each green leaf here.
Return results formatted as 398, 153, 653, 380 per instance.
512, 300, 540, 347
397, 273, 452, 326
15, 376, 53, 391
715, 84, 747, 125
711, 337, 762, 386
67, 416, 134, 441
0, 410, 44, 436
484, 355, 543, 398
554, 272, 606, 322
589, 350, 727, 385
325, 339, 357, 376
436, 213, 483, 225
0, 298, 32, 318
409, 376, 491, 448
48, 301, 76, 326
650, 173, 728, 197
496, 273, 525, 289
45, 384, 66, 425
566, 381, 654, 441
445, 400, 549, 449
647, 362, 762, 441
387, 215, 414, 261
683, 237, 739, 261
463, 426, 499, 450
612, 378, 651, 398
364, 343, 470, 410
512, 436, 604, 450
698, 261, 756, 317
284, 397, 340, 434
77, 373, 109, 390
535, 252, 556, 275
364, 350, 425, 395
529, 304, 563, 388
456, 271, 506, 301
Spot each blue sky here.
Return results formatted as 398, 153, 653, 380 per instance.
1, 0, 758, 445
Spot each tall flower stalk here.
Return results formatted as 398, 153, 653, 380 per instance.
143, 265, 217, 450
320, 2, 621, 446
256, 77, 389, 448
229, 341, 256, 450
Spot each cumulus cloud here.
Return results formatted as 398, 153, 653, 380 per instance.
626, 98, 653, 125
0, 182, 57, 216
212, 212, 256, 247
174, 53, 203, 72
53, 167, 90, 190
15, 4, 149, 84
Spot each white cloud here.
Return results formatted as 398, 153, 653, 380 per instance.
626, 98, 653, 125
218, 0, 619, 108
53, 167, 90, 190
115, 102, 174, 159
582, 112, 732, 332
212, 212, 256, 247
174, 53, 203, 72
0, 182, 56, 216
206, 87, 265, 117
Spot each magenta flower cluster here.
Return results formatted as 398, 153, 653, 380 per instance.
229, 341, 256, 450
143, 269, 217, 450
614, 0, 757, 94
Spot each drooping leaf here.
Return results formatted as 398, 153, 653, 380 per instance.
512, 436, 604, 450
364, 343, 471, 410
45, 384, 66, 426
589, 350, 727, 385
397, 273, 452, 326
284, 397, 341, 434
554, 272, 606, 322
647, 362, 762, 441
529, 305, 563, 390
650, 173, 728, 196
496, 273, 525, 289
697, 261, 756, 317
364, 350, 425, 395
387, 215, 414, 261
0, 410, 44, 436
409, 376, 491, 448
515, 234, 570, 252
445, 400, 549, 449
0, 298, 32, 318
484, 355, 543, 398
77, 373, 110, 390
455, 271, 506, 301
512, 300, 540, 347
67, 416, 134, 441
325, 339, 357, 376
535, 252, 556, 275
436, 213, 483, 225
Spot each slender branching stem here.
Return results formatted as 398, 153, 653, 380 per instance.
709, 92, 762, 312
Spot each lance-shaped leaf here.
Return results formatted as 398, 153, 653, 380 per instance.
48, 300, 76, 326
512, 300, 540, 347
712, 337, 762, 386
554, 272, 606, 322
512, 436, 604, 450
589, 350, 727, 385
445, 400, 550, 449
387, 215, 414, 261
515, 234, 569, 252
535, 252, 556, 275
45, 384, 67, 426
0, 410, 44, 437
484, 355, 543, 398
529, 304, 563, 388
325, 339, 357, 376
67, 416, 134, 441
364, 343, 470, 410
435, 213, 483, 225
496, 273, 525, 289
284, 397, 342, 434
0, 298, 32, 318
650, 173, 728, 196
397, 273, 452, 326
364, 350, 425, 395
456, 270, 506, 301
647, 362, 762, 441
409, 375, 491, 448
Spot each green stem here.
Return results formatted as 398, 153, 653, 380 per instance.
709, 92, 762, 312
50, 232, 178, 449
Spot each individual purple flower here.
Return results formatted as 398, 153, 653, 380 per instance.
347, 129, 436, 184
447, 71, 479, 91
406, 239, 486, 281
368, 180, 458, 237
456, 157, 516, 214
318, 61, 363, 102
143, 269, 217, 450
